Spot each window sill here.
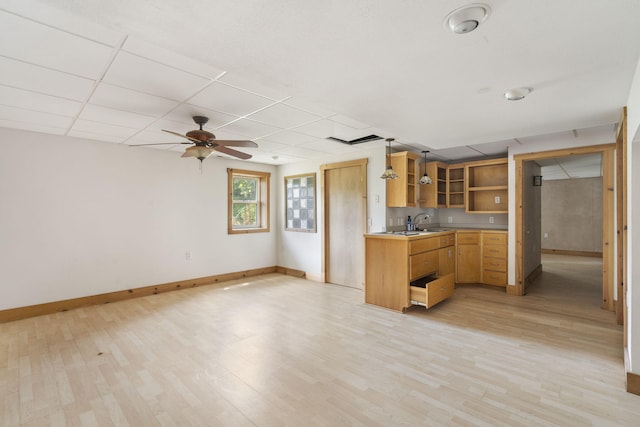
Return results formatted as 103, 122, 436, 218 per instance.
228, 227, 270, 234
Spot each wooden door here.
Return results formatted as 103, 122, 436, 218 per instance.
457, 244, 480, 283
323, 159, 367, 289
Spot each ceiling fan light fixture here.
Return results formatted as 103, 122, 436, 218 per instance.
381, 138, 399, 180
445, 3, 491, 34
419, 150, 433, 185
504, 87, 532, 101
182, 145, 214, 161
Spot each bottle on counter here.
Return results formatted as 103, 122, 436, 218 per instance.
407, 215, 412, 231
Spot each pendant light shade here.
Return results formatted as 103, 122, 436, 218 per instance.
419, 150, 433, 184
381, 138, 399, 180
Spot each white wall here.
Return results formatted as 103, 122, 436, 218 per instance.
625, 56, 640, 375
276, 145, 387, 281
0, 128, 277, 310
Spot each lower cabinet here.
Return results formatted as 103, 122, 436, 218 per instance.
482, 232, 508, 286
456, 231, 481, 283
364, 232, 455, 311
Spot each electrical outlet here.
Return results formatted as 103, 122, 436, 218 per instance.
494, 196, 501, 204
375, 194, 380, 203
489, 216, 494, 224
398, 217, 404, 226
544, 232, 549, 239
367, 218, 372, 227
388, 218, 394, 226
185, 251, 192, 260
448, 216, 453, 223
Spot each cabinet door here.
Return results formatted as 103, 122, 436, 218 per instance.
456, 244, 481, 283
439, 247, 455, 276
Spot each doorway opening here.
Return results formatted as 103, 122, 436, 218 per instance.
514, 144, 616, 313
524, 154, 605, 311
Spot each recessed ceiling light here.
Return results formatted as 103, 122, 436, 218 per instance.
444, 3, 491, 34
504, 87, 532, 101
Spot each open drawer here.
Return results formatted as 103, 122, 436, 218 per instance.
409, 273, 454, 308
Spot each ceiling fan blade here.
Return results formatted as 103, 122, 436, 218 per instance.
128, 142, 192, 146
213, 140, 258, 148
214, 146, 252, 160
162, 129, 201, 143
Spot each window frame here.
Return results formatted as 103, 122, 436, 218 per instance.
227, 168, 270, 234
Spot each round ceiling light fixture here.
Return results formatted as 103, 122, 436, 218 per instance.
504, 87, 532, 101
445, 3, 491, 34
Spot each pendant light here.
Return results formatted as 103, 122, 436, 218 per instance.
380, 138, 399, 180
419, 150, 433, 184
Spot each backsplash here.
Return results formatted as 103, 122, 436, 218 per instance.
385, 207, 507, 232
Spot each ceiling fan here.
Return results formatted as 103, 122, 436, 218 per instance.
129, 116, 258, 162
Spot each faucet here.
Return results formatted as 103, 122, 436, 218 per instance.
413, 213, 431, 230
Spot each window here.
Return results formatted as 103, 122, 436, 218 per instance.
228, 168, 270, 233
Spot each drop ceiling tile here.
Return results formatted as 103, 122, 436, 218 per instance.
298, 138, 360, 154
328, 114, 370, 129
560, 154, 601, 169
103, 51, 211, 101
79, 104, 155, 129
428, 146, 483, 162
0, 118, 67, 135
165, 104, 238, 128
122, 37, 225, 80
0, 56, 94, 101
283, 98, 336, 118
246, 103, 321, 129
0, 85, 82, 117
67, 129, 125, 143
188, 81, 275, 116
216, 118, 281, 139
290, 119, 340, 138
1, 1, 123, 46
127, 129, 190, 145
90, 83, 179, 117
218, 73, 289, 101
539, 165, 565, 176
0, 104, 73, 129
0, 11, 113, 79
71, 119, 138, 139
264, 130, 323, 146
468, 139, 513, 156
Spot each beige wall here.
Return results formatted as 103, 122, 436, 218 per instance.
541, 177, 603, 253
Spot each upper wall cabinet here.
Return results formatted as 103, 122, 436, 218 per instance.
465, 158, 508, 213
419, 161, 447, 208
419, 162, 465, 209
387, 151, 420, 207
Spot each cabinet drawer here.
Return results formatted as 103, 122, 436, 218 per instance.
483, 245, 507, 258
410, 251, 438, 280
483, 257, 507, 272
483, 233, 507, 245
457, 233, 480, 244
410, 237, 439, 254
483, 270, 507, 286
439, 234, 455, 247
410, 274, 454, 308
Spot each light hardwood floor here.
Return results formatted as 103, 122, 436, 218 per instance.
2, 255, 638, 426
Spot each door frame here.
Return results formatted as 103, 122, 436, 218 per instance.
320, 158, 368, 284
514, 143, 616, 308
